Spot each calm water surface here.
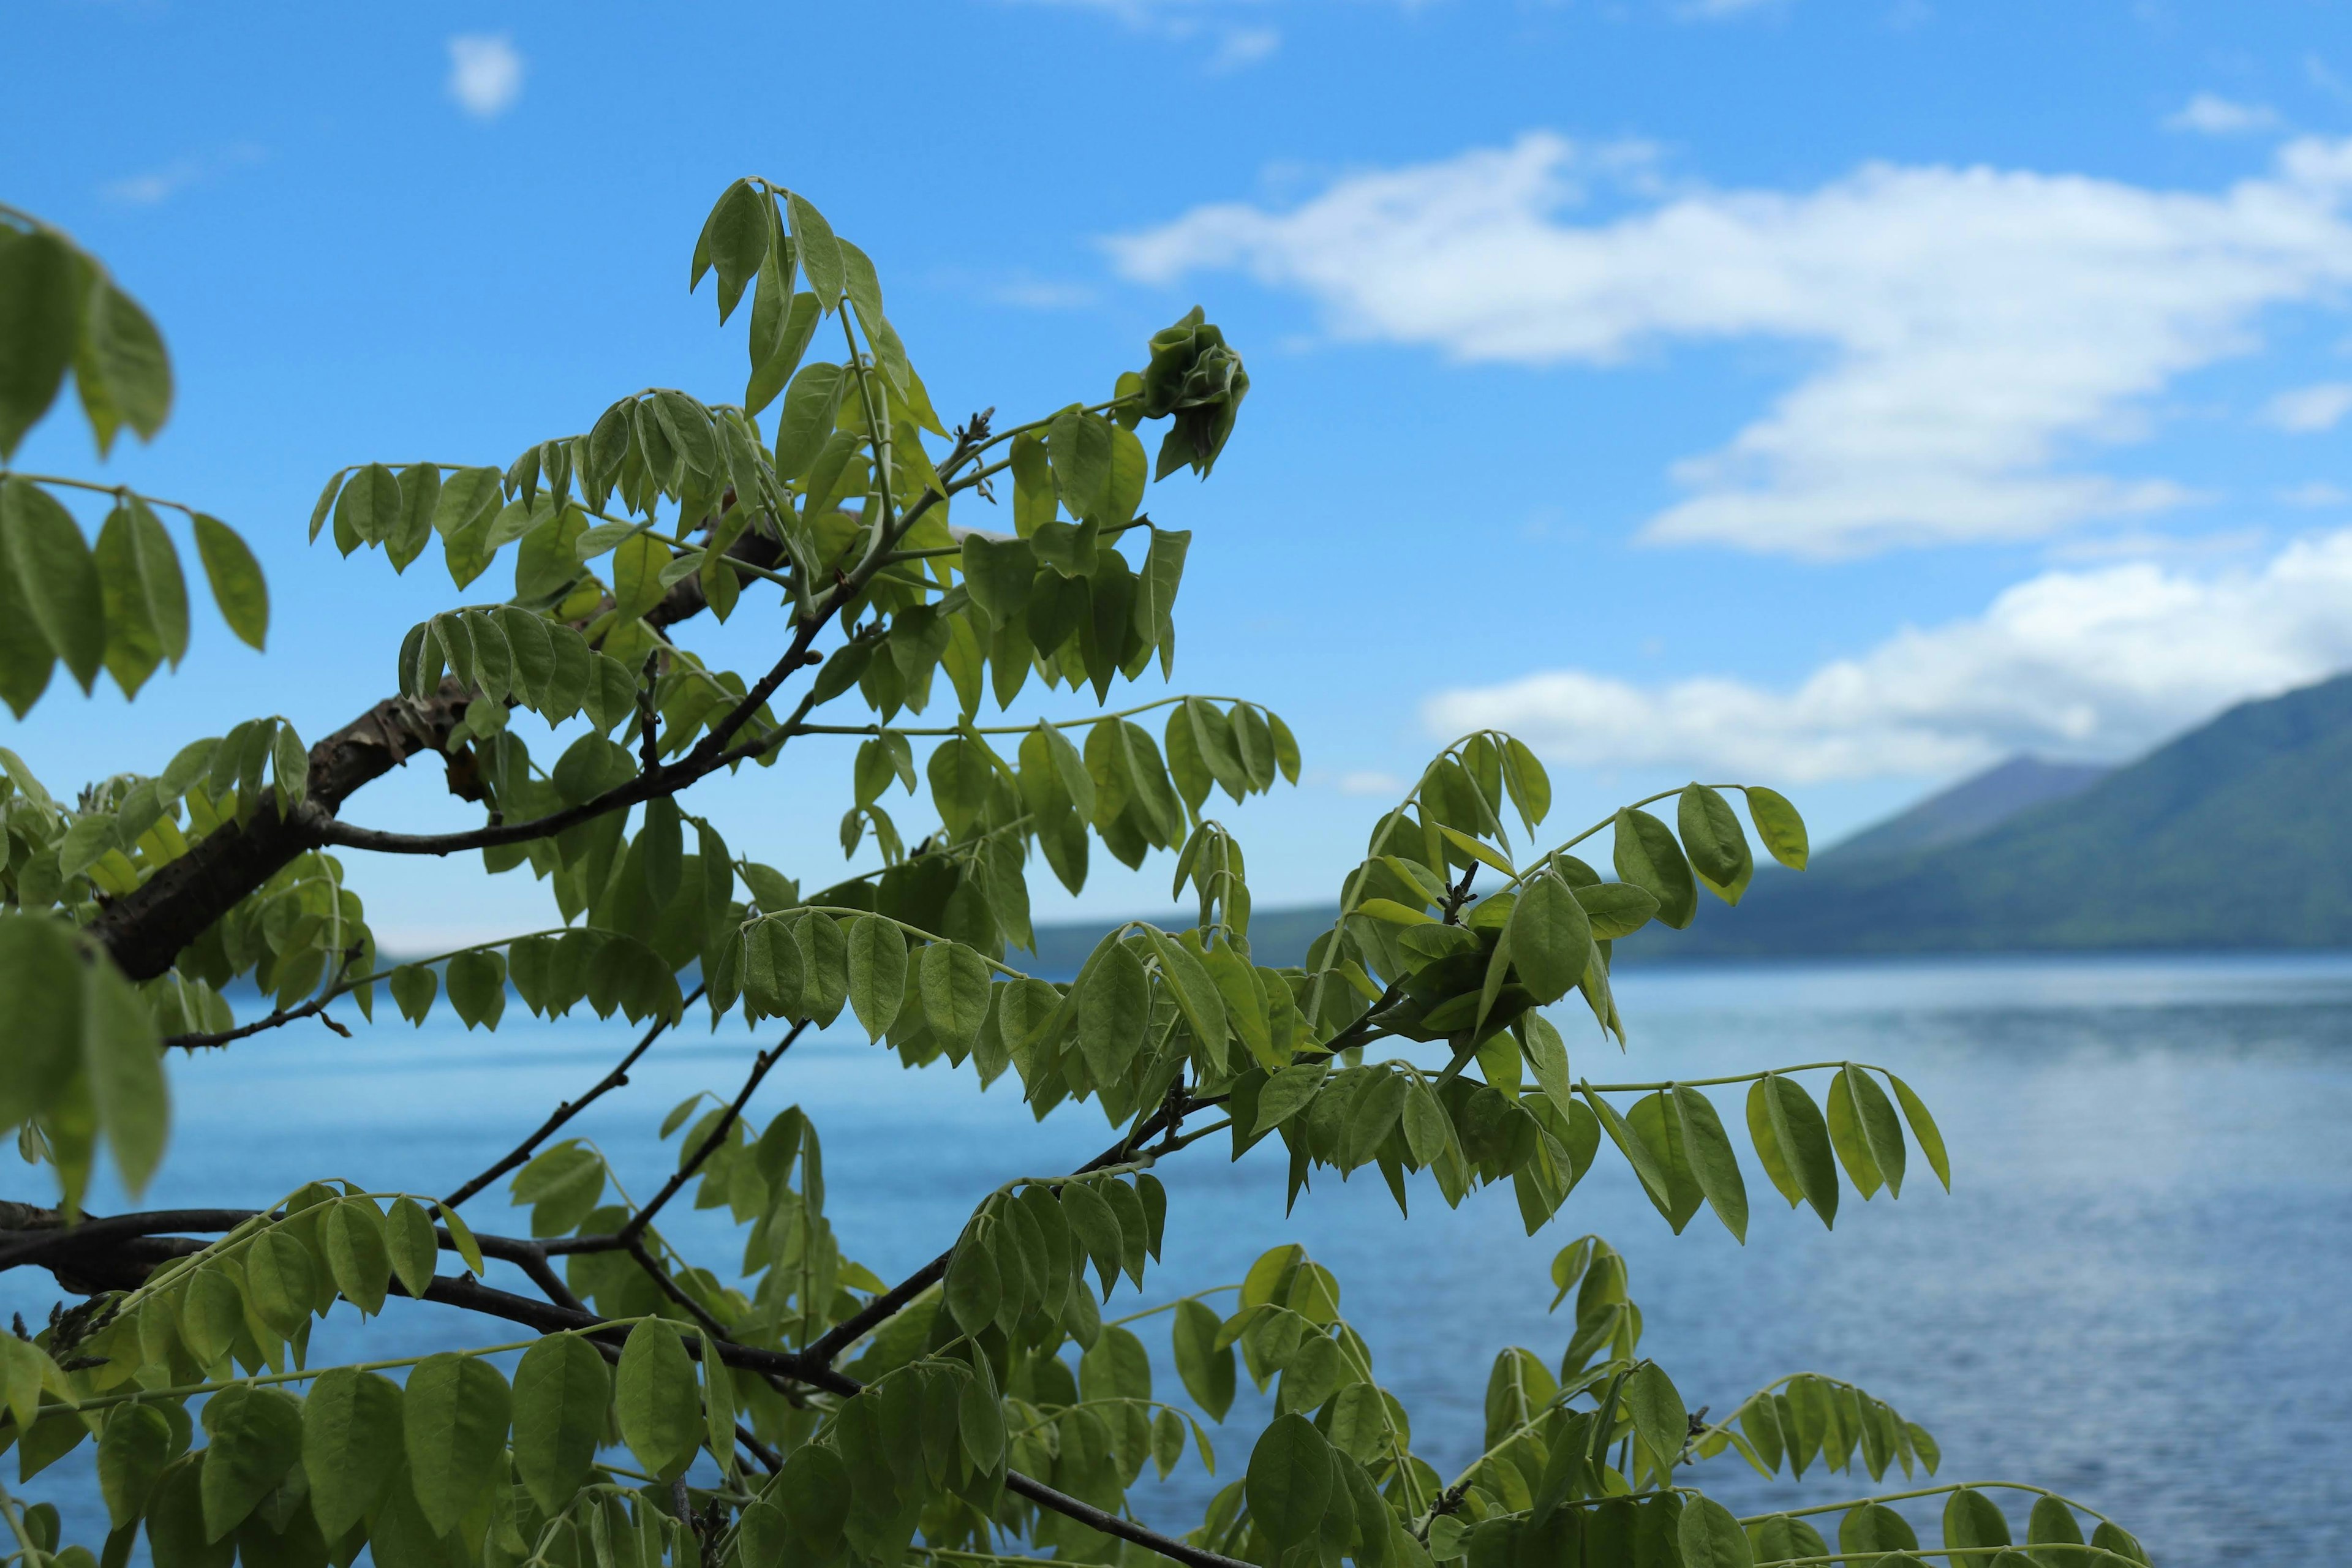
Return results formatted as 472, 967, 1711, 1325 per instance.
9, 952, 2349, 1564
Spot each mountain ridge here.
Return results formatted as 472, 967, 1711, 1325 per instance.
1017, 671, 2352, 963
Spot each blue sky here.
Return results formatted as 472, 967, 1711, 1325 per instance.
7, 0, 2352, 945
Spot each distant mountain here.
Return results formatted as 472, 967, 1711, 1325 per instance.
1022, 902, 1336, 978
1643, 671, 2352, 956
1020, 673, 2352, 967
1823, 754, 2109, 864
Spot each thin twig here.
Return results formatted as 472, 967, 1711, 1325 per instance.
442, 987, 706, 1209
616, 1021, 808, 1247
161, 946, 364, 1050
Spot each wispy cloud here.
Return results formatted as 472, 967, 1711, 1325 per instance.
1110, 132, 2352, 557
2262, 382, 2352, 432
2165, 92, 2281, 136
1335, 771, 1405, 797
2278, 481, 2350, 507
1423, 529, 2352, 783
1012, 0, 1283, 73
448, 34, 525, 119
1210, 24, 1281, 71
992, 277, 1101, 311
101, 143, 265, 206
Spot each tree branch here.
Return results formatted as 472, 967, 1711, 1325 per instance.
315, 440, 975, 862
802, 1091, 1198, 1367
405, 1274, 1252, 1568
92, 687, 473, 980
616, 1022, 807, 1247
442, 987, 706, 1210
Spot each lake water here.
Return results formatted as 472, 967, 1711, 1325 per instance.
9, 952, 2350, 1565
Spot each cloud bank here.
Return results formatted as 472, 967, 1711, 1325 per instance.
1110, 133, 2352, 557
1423, 529, 2352, 782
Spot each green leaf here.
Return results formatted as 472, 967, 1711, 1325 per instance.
301, 1368, 404, 1539
1612, 809, 1697, 930
2026, 1496, 2084, 1561
1670, 1085, 1749, 1242
94, 506, 162, 697
1624, 1090, 1705, 1233
389, 963, 436, 1026
241, 1230, 315, 1338
177, 1266, 243, 1367
704, 179, 769, 323
961, 535, 1035, 622
198, 1385, 303, 1541
0, 913, 86, 1129
1675, 1496, 1752, 1568
1048, 407, 1115, 520
1888, 1072, 1952, 1191
2087, 1522, 2149, 1564
615, 1319, 701, 1480
191, 514, 267, 649
959, 1362, 1006, 1476
384, 1196, 439, 1299
650, 389, 719, 478
1754, 1074, 1838, 1227
1678, 784, 1753, 904
775, 1444, 850, 1560
1826, 1068, 1885, 1199
510, 1335, 609, 1514
401, 1352, 512, 1534
1, 478, 104, 690
1839, 1502, 1919, 1557
1517, 1012, 1576, 1127
1245, 1413, 1334, 1550
1743, 786, 1808, 870
445, 949, 508, 1032
0, 228, 78, 458
126, 496, 190, 674
1504, 872, 1590, 1003
1942, 1489, 2012, 1551
918, 942, 992, 1059
1076, 938, 1150, 1088
772, 361, 845, 481
83, 950, 167, 1194
945, 1220, 1002, 1336
323, 1197, 391, 1315
748, 291, 821, 418
1843, 1065, 1908, 1197
846, 914, 908, 1041
609, 530, 668, 622
1573, 881, 1657, 940
334, 462, 401, 549
97, 1404, 173, 1530
81, 277, 172, 446
1625, 1362, 1687, 1472
1172, 1297, 1237, 1421
787, 193, 845, 311
1581, 1084, 1673, 1216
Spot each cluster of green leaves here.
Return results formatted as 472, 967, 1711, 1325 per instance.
0, 208, 270, 715
0, 1182, 778, 1568
0, 179, 2153, 1568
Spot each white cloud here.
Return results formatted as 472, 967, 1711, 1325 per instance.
1210, 24, 1281, 70
1423, 529, 2352, 782
447, 34, 524, 119
2262, 381, 2352, 432
2278, 481, 2350, 507
2165, 92, 2281, 136
1109, 132, 2352, 557
101, 143, 264, 205
1335, 771, 1405, 797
